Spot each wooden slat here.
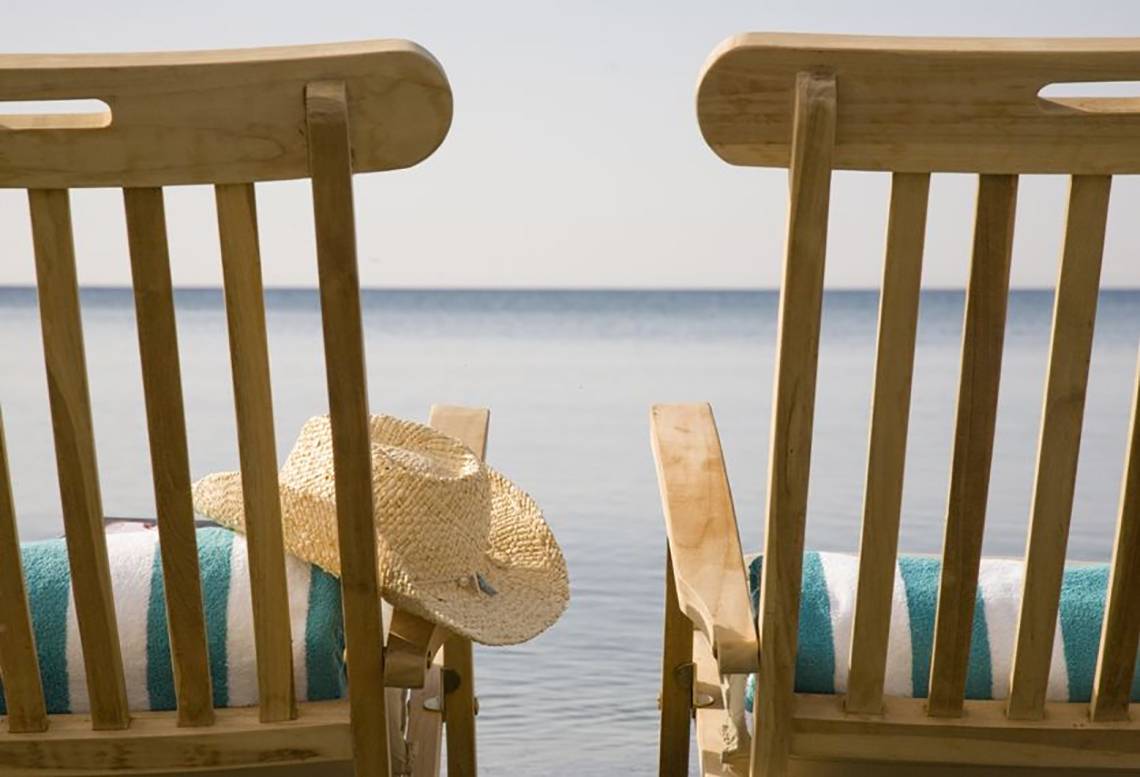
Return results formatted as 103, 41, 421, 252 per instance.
698, 33, 1140, 174
215, 181, 296, 723
427, 405, 488, 777
407, 650, 445, 777
846, 172, 930, 715
650, 402, 757, 675
384, 609, 442, 689
0, 41, 452, 189
659, 546, 694, 777
0, 701, 353, 773
792, 694, 1140, 770
0, 409, 47, 733
927, 174, 1018, 718
124, 186, 214, 728
28, 187, 129, 731
1008, 175, 1111, 720
752, 71, 836, 777
305, 81, 389, 777
1090, 353, 1140, 722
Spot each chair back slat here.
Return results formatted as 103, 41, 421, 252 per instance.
753, 71, 836, 773
1008, 174, 1110, 720
0, 41, 451, 188
0, 410, 48, 733
1090, 356, 1140, 722
28, 187, 130, 730
927, 174, 1018, 717
305, 80, 390, 776
698, 34, 1140, 174
124, 186, 215, 727
846, 172, 930, 715
215, 182, 296, 723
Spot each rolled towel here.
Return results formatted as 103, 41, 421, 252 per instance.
0, 526, 345, 714
746, 550, 1140, 710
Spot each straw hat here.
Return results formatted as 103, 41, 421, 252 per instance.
192, 414, 569, 645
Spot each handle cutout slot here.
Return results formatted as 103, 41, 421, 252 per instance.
1038, 82, 1140, 114
0, 99, 111, 130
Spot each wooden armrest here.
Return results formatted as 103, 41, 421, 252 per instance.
651, 403, 758, 675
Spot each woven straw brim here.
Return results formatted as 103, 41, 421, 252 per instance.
192, 468, 569, 646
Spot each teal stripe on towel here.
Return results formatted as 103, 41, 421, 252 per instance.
146, 527, 235, 710
743, 552, 834, 708
198, 527, 234, 708
796, 551, 835, 694
0, 539, 72, 714
1060, 564, 1108, 702
966, 587, 992, 700
306, 566, 346, 701
899, 556, 993, 699
899, 555, 939, 698
146, 545, 175, 711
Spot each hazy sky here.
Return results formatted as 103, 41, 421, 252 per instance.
2, 1, 1139, 288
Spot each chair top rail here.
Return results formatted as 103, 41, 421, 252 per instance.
0, 40, 452, 188
698, 33, 1140, 174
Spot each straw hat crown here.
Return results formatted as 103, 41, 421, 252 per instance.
193, 414, 569, 645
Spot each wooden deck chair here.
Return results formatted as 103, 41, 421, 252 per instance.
653, 34, 1140, 776
0, 42, 481, 776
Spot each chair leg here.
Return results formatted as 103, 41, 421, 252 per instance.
444, 634, 478, 777
386, 688, 411, 775
661, 546, 694, 777
406, 649, 446, 777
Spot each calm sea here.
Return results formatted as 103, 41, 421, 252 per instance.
2, 288, 1139, 774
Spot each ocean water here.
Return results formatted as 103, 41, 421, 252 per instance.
2, 287, 1139, 774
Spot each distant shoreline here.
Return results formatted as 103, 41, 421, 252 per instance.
2, 285, 1139, 294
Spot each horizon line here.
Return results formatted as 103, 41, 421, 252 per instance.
3, 284, 1140, 293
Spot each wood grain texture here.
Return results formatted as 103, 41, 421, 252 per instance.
1090, 354, 1140, 722
0, 409, 47, 733
927, 174, 1018, 718
846, 172, 930, 715
215, 181, 296, 723
124, 186, 214, 728
0, 41, 451, 188
406, 649, 444, 777
793, 694, 1140, 770
0, 701, 353, 774
428, 405, 488, 777
698, 33, 1140, 173
658, 546, 694, 777
692, 630, 750, 777
384, 609, 441, 689
29, 187, 130, 731
1008, 175, 1110, 720
306, 80, 389, 777
753, 71, 836, 777
651, 402, 757, 675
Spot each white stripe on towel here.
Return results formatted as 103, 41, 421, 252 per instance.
883, 560, 914, 697
819, 551, 859, 693
65, 530, 159, 713
226, 534, 258, 707
285, 554, 311, 700
976, 557, 1024, 700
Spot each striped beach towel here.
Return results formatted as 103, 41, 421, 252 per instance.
745, 550, 1140, 709
0, 526, 345, 714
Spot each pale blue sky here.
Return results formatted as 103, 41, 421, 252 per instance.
2, 1, 1139, 288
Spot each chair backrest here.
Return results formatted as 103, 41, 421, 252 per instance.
0, 41, 451, 775
698, 33, 1140, 771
